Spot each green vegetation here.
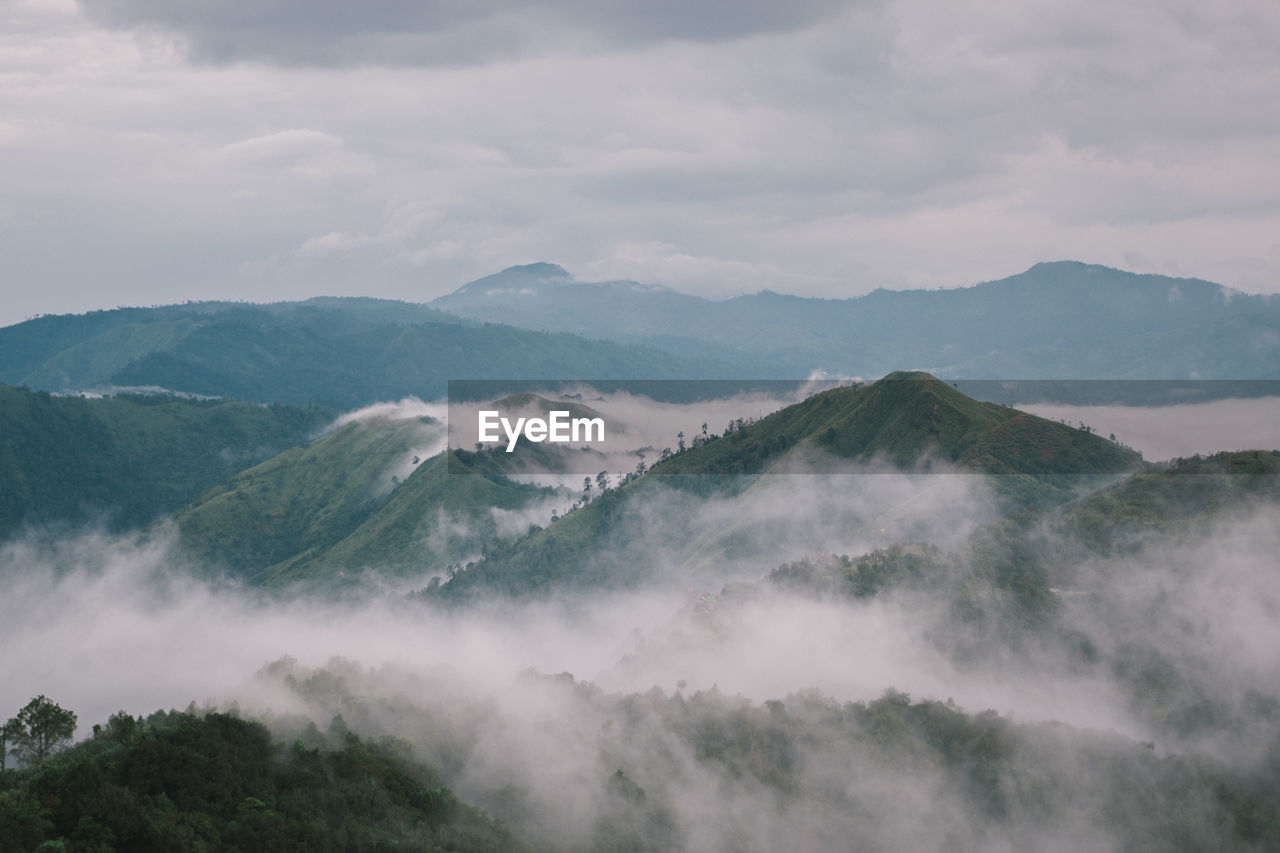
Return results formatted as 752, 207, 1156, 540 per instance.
1060, 450, 1280, 554
432, 373, 1142, 601
2, 347, 1277, 849
647, 371, 1141, 481
2, 697, 77, 770
268, 661, 1280, 853
752, 530, 1056, 635
175, 417, 435, 582
0, 300, 707, 408
0, 385, 330, 538
768, 544, 955, 600
175, 417, 553, 586
289, 451, 549, 586
0, 705, 514, 852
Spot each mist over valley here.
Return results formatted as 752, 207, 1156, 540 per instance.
1, 341, 1278, 850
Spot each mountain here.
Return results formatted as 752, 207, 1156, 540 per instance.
1, 298, 462, 391
174, 415, 439, 582
174, 415, 552, 587
0, 299, 719, 408
0, 385, 330, 539
6, 262, 1275, 411
653, 371, 1142, 477
433, 373, 1143, 600
433, 261, 1280, 380
1058, 449, 1280, 555
433, 263, 711, 340
276, 450, 550, 587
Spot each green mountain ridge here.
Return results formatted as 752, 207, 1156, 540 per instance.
175, 416, 438, 583
260, 450, 552, 587
654, 371, 1142, 477
1058, 449, 1280, 556
174, 416, 553, 587
0, 301, 718, 408
0, 385, 331, 539
433, 373, 1143, 601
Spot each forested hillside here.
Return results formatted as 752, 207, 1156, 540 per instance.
0, 300, 715, 408
0, 386, 330, 538
0, 706, 515, 852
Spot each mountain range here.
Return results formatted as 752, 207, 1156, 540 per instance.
2, 261, 1277, 411
432, 260, 1280, 381
0, 299, 702, 409
4, 351, 1278, 852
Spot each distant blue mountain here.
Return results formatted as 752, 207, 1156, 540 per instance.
433, 261, 1280, 379
2, 261, 1275, 410
0, 297, 719, 408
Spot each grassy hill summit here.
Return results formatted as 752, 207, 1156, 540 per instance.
654, 371, 1142, 477
433, 372, 1144, 600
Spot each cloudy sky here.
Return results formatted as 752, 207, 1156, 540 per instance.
2, 0, 1278, 325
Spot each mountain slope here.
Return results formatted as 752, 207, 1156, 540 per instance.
0, 385, 330, 538
433, 261, 1280, 379
0, 300, 719, 408
175, 416, 439, 582
266, 450, 552, 587
8, 262, 1276, 409
174, 415, 554, 586
654, 371, 1142, 476
1058, 449, 1280, 555
433, 373, 1142, 600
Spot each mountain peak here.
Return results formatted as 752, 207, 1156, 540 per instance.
451, 263, 572, 296
503, 262, 570, 278
658, 370, 1141, 479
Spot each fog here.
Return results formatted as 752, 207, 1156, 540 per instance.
1018, 396, 1280, 461
3, 500, 1276, 849
447, 382, 826, 484
3, 391, 1277, 850
1, 452, 1005, 725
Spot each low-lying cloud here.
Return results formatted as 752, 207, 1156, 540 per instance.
77, 0, 855, 66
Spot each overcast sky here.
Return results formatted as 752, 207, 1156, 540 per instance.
2, 0, 1278, 326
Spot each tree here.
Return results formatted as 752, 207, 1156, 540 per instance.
0, 716, 21, 771
13, 695, 77, 765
